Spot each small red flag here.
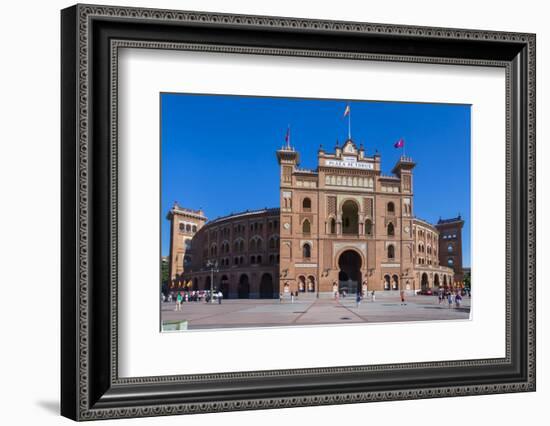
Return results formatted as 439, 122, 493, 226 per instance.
343, 105, 350, 117
394, 138, 404, 148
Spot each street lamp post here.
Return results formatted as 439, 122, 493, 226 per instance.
206, 260, 218, 304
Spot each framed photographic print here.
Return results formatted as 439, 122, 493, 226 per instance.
61, 4, 536, 421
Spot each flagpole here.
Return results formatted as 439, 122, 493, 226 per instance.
348, 106, 351, 140
286, 124, 290, 149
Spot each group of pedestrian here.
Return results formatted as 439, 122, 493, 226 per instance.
166, 290, 224, 311
333, 289, 377, 305
279, 291, 299, 303
437, 287, 464, 308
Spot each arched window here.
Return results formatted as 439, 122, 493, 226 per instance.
257, 255, 262, 264
249, 239, 256, 252
365, 219, 373, 236
302, 219, 311, 234
387, 202, 395, 214
256, 239, 263, 250
239, 240, 244, 252
186, 224, 191, 232
303, 197, 311, 211
341, 200, 359, 234
387, 222, 395, 236
303, 243, 311, 259
250, 256, 256, 264
330, 218, 336, 234
387, 244, 395, 259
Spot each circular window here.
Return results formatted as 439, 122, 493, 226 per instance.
447, 258, 454, 266
447, 244, 453, 252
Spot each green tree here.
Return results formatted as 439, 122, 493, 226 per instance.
463, 271, 471, 291
161, 258, 169, 286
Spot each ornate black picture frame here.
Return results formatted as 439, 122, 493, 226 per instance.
61, 4, 536, 421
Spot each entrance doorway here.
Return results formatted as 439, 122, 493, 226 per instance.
421, 273, 429, 291
238, 274, 250, 299
220, 275, 229, 299
338, 250, 362, 295
259, 273, 274, 299
434, 274, 440, 288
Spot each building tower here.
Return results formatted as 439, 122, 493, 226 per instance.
276, 143, 301, 294
166, 202, 207, 285
436, 216, 465, 286
391, 156, 416, 291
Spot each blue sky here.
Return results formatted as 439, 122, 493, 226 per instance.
161, 94, 471, 267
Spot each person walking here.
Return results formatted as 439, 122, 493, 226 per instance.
175, 292, 182, 312
455, 291, 462, 308
400, 289, 406, 306
217, 290, 223, 304
356, 291, 362, 307
447, 291, 453, 308
371, 290, 376, 302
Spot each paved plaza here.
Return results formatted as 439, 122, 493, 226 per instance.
161, 293, 471, 330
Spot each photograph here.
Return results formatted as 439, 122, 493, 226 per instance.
57, 3, 536, 420
160, 94, 472, 331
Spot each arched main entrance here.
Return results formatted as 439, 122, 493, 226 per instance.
338, 250, 362, 295
434, 274, 440, 288
259, 273, 274, 299
238, 274, 250, 299
421, 273, 429, 291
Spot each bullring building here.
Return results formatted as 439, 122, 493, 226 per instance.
167, 139, 464, 299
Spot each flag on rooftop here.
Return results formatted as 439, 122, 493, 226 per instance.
343, 105, 350, 117
394, 138, 405, 149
